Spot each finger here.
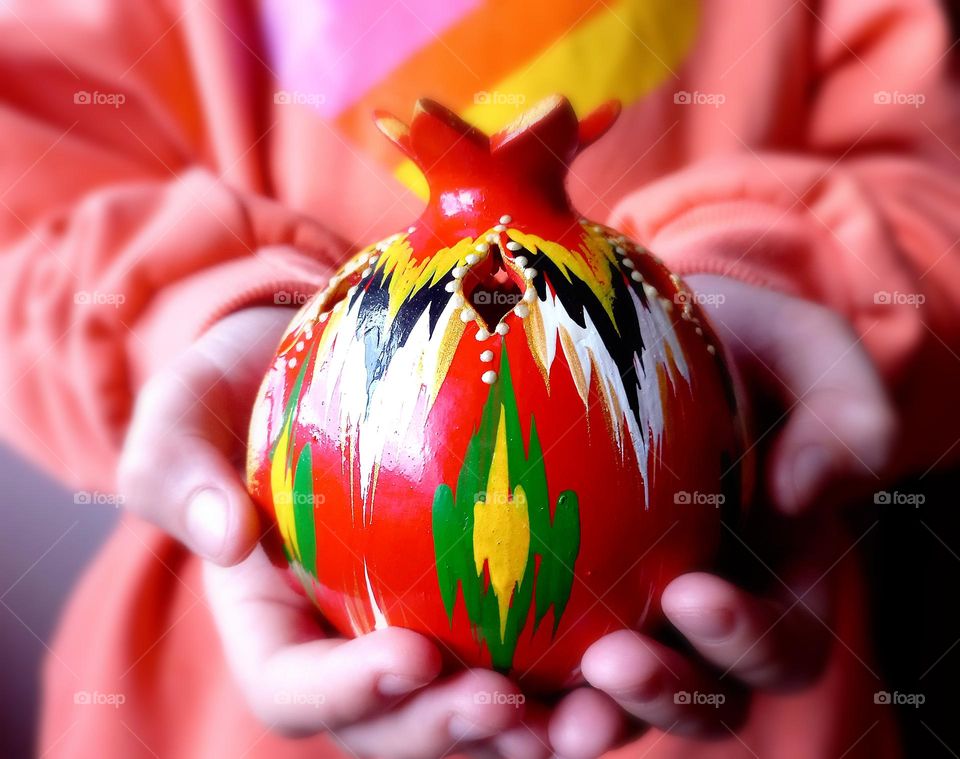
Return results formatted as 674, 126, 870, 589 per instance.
686, 276, 897, 513
581, 630, 744, 738
662, 571, 831, 692
203, 544, 442, 736
492, 702, 552, 759
547, 687, 626, 759
764, 304, 896, 512
118, 307, 293, 563
334, 669, 525, 759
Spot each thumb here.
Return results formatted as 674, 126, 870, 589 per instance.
686, 276, 897, 514
118, 307, 293, 563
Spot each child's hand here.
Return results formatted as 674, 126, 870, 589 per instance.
118, 307, 289, 565
549, 510, 840, 755
203, 545, 542, 757
116, 277, 897, 756
690, 275, 897, 516
546, 276, 898, 756
117, 307, 545, 758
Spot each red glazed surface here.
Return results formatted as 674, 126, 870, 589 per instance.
247, 96, 744, 691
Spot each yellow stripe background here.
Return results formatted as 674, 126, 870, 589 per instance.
395, 0, 699, 198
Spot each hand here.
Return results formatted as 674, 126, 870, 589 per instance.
693, 275, 897, 515
117, 306, 544, 758
544, 276, 898, 756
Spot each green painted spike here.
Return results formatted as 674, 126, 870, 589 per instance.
431, 345, 582, 672
519, 416, 549, 519
293, 444, 318, 577
533, 490, 580, 633
432, 484, 460, 621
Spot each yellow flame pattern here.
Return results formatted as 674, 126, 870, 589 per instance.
473, 408, 531, 641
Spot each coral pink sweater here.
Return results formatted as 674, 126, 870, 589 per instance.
1, 0, 958, 756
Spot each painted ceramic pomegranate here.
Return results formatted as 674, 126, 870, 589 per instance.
247, 96, 744, 691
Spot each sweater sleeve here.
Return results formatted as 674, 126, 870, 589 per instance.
0, 1, 346, 491
608, 0, 960, 477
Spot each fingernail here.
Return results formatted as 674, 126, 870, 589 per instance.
673, 606, 737, 642
788, 446, 831, 511
449, 714, 501, 741
378, 673, 434, 696
186, 488, 228, 557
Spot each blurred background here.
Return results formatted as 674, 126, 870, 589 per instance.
0, 447, 116, 757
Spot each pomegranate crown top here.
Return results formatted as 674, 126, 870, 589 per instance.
374, 95, 620, 206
